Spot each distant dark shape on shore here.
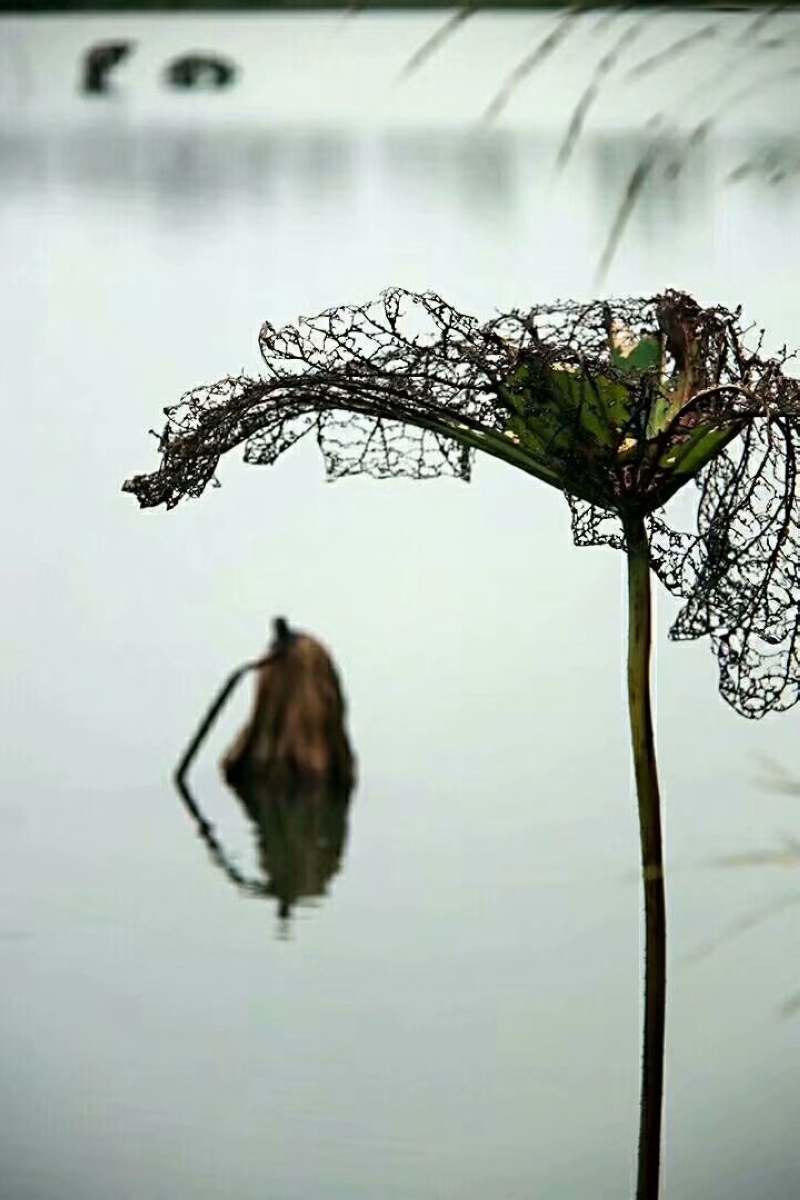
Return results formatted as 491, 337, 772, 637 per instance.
82, 42, 134, 94
164, 54, 237, 92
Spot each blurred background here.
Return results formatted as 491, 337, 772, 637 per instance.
1, 8, 799, 1198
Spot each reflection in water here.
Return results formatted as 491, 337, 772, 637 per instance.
4, 120, 797, 262
589, 9, 800, 275
0, 128, 356, 213
175, 619, 356, 935
780, 992, 800, 1020
383, 132, 517, 218
231, 775, 353, 936
682, 890, 800, 971
682, 756, 800, 1020
176, 772, 354, 937
6, 119, 796, 285
393, 5, 800, 271
729, 143, 800, 186
590, 128, 713, 279
0, 126, 519, 220
176, 772, 266, 897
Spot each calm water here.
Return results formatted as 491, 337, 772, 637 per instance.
2, 11, 800, 1199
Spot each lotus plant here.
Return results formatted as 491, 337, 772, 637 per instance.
124, 289, 800, 1198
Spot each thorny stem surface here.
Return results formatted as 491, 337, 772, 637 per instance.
624, 512, 667, 1200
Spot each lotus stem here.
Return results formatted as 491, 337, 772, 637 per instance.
624, 512, 667, 1200
174, 654, 271, 785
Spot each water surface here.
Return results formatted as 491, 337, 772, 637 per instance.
2, 11, 800, 1199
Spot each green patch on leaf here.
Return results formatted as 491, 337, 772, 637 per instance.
502, 359, 632, 459
610, 334, 662, 375
662, 420, 742, 478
